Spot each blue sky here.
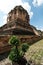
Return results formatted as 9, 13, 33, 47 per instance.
0, 0, 43, 31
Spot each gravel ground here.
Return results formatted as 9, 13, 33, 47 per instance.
0, 52, 12, 65
0, 58, 12, 65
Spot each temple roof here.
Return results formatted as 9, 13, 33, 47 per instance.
7, 5, 30, 24
9, 5, 28, 14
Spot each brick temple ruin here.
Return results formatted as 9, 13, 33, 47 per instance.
0, 5, 42, 54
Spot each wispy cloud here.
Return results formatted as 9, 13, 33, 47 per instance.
3, 15, 7, 25
40, 29, 43, 31
36, 26, 43, 31
32, 0, 43, 7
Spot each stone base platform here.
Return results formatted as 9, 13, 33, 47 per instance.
0, 35, 43, 54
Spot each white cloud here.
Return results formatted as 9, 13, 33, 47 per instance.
32, 0, 43, 7
40, 29, 43, 31
3, 15, 7, 25
29, 12, 33, 19
0, 0, 33, 26
36, 26, 43, 31
0, 15, 7, 27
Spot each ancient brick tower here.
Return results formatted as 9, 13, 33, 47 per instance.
0, 6, 39, 54
0, 5, 36, 35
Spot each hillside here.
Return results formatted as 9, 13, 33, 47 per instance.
25, 39, 43, 65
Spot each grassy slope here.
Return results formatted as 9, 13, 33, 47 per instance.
25, 39, 43, 65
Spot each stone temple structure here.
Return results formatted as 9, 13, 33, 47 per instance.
0, 6, 41, 54
0, 6, 35, 35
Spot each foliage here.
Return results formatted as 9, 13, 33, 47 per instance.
9, 36, 19, 46
9, 47, 20, 62
9, 36, 29, 63
22, 43, 29, 52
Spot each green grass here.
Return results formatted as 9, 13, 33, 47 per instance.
25, 39, 43, 65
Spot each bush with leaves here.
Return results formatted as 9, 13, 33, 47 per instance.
9, 36, 29, 63
22, 43, 29, 52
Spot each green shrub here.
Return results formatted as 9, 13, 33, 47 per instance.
22, 43, 29, 52
9, 36, 19, 46
9, 36, 29, 63
9, 47, 20, 62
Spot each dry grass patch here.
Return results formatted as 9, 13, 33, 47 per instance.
25, 39, 43, 65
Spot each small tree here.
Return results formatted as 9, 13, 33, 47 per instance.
21, 43, 29, 55
9, 36, 29, 64
9, 36, 20, 62
9, 36, 19, 46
